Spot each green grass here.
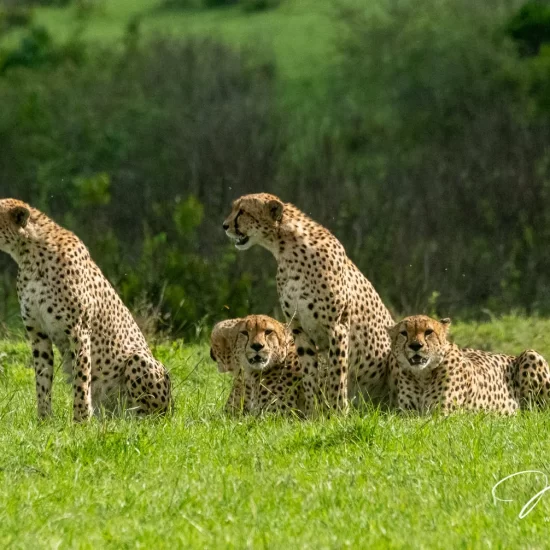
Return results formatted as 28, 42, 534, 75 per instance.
1, 317, 550, 547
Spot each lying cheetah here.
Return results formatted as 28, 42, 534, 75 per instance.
0, 199, 172, 421
210, 315, 305, 415
223, 193, 394, 413
387, 315, 550, 414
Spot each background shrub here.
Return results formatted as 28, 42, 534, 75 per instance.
273, 0, 550, 316
202, 0, 239, 8
0, 33, 279, 334
1, 0, 550, 336
241, 0, 281, 13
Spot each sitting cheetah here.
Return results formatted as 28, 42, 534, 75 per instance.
223, 193, 394, 413
387, 315, 550, 414
210, 315, 306, 415
0, 199, 172, 421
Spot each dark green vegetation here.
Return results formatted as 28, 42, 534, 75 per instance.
1, 0, 550, 337
1, 317, 550, 547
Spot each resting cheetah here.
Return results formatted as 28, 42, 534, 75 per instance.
0, 199, 172, 421
223, 193, 394, 413
388, 315, 550, 414
210, 315, 305, 415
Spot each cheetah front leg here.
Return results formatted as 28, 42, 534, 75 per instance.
225, 372, 250, 414
27, 328, 54, 419
71, 327, 93, 422
290, 324, 321, 416
395, 372, 420, 413
326, 320, 350, 413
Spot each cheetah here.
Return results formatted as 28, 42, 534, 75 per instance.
387, 315, 550, 414
223, 193, 394, 413
0, 199, 172, 421
210, 315, 306, 415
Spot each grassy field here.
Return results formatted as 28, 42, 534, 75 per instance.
1, 317, 550, 548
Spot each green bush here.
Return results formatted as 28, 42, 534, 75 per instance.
0, 7, 33, 31
0, 35, 279, 335
507, 0, 550, 55
0, 25, 87, 73
241, 0, 281, 12
159, 0, 202, 9
0, 0, 72, 6
160, 0, 280, 9
202, 0, 238, 7
275, 0, 550, 317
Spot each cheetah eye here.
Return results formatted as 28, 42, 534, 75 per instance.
425, 329, 434, 336
240, 330, 248, 336
265, 330, 273, 336
400, 330, 407, 337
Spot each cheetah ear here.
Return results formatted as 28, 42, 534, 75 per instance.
10, 206, 30, 228
267, 199, 283, 222
439, 318, 451, 331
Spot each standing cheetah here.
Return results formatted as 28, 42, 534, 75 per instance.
0, 199, 172, 421
210, 315, 306, 415
388, 315, 550, 414
223, 193, 394, 413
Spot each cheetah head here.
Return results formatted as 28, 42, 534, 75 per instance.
210, 318, 242, 374
0, 199, 31, 256
222, 193, 284, 251
235, 315, 290, 372
387, 315, 452, 372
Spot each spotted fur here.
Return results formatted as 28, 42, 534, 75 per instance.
388, 315, 550, 414
223, 193, 394, 413
0, 199, 172, 421
210, 315, 305, 415
210, 318, 247, 413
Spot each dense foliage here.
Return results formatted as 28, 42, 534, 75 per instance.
0, 0, 549, 335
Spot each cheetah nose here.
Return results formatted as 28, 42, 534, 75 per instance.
409, 342, 423, 352
222, 222, 229, 230
251, 343, 264, 352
